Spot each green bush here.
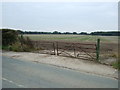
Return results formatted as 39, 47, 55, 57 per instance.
19, 35, 34, 49
2, 28, 35, 52
18, 35, 35, 52
2, 29, 18, 46
0, 45, 2, 49
2, 46, 10, 50
9, 42, 23, 52
112, 61, 120, 70
10, 40, 35, 52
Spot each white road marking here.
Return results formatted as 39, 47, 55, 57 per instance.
2, 77, 25, 88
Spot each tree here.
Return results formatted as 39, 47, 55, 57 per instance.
53, 31, 59, 34
73, 32, 77, 34
90, 31, 120, 36
80, 32, 88, 35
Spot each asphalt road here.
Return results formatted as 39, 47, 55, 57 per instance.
2, 56, 118, 88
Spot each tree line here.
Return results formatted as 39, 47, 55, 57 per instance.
1, 29, 120, 36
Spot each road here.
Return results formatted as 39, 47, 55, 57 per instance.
2, 56, 118, 88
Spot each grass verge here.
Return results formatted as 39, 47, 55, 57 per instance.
112, 61, 120, 70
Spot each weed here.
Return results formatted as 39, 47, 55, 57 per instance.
9, 42, 23, 52
112, 61, 120, 70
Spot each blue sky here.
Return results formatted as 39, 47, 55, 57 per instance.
1, 2, 118, 32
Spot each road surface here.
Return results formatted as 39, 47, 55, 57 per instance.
2, 56, 118, 88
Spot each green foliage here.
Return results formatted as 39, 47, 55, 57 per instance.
90, 31, 119, 36
80, 32, 87, 35
2, 29, 18, 46
2, 29, 35, 52
0, 45, 2, 49
112, 61, 120, 70
73, 32, 77, 34
53, 31, 61, 34
20, 30, 119, 36
3, 36, 35, 52
19, 35, 34, 50
9, 42, 23, 52
9, 41, 34, 52
2, 45, 10, 50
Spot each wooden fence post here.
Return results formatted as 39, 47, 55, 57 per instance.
53, 42, 55, 55
73, 44, 76, 57
20, 34, 23, 50
56, 42, 59, 55
96, 39, 100, 61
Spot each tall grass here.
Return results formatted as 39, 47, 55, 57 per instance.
112, 61, 120, 70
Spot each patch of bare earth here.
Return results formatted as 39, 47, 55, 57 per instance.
2, 51, 118, 79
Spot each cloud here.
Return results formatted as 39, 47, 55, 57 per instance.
2, 2, 118, 32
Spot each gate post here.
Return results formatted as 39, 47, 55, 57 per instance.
53, 42, 55, 55
56, 42, 59, 55
73, 44, 76, 57
96, 39, 100, 62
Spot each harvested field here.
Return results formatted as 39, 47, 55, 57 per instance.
23, 34, 118, 43
23, 34, 119, 65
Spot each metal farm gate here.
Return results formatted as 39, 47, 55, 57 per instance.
32, 39, 100, 61
33, 41, 55, 55
56, 42, 96, 60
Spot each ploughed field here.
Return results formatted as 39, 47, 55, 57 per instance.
23, 34, 118, 52
23, 34, 118, 62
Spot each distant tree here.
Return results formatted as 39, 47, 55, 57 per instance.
53, 31, 59, 34
63, 32, 72, 34
73, 32, 77, 34
90, 31, 120, 36
80, 32, 88, 35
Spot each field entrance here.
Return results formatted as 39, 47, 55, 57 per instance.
32, 40, 98, 61
56, 42, 96, 60
33, 41, 55, 55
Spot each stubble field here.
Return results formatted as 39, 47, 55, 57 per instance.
23, 34, 118, 43
23, 34, 119, 62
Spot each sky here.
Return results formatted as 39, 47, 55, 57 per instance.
1, 2, 118, 33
